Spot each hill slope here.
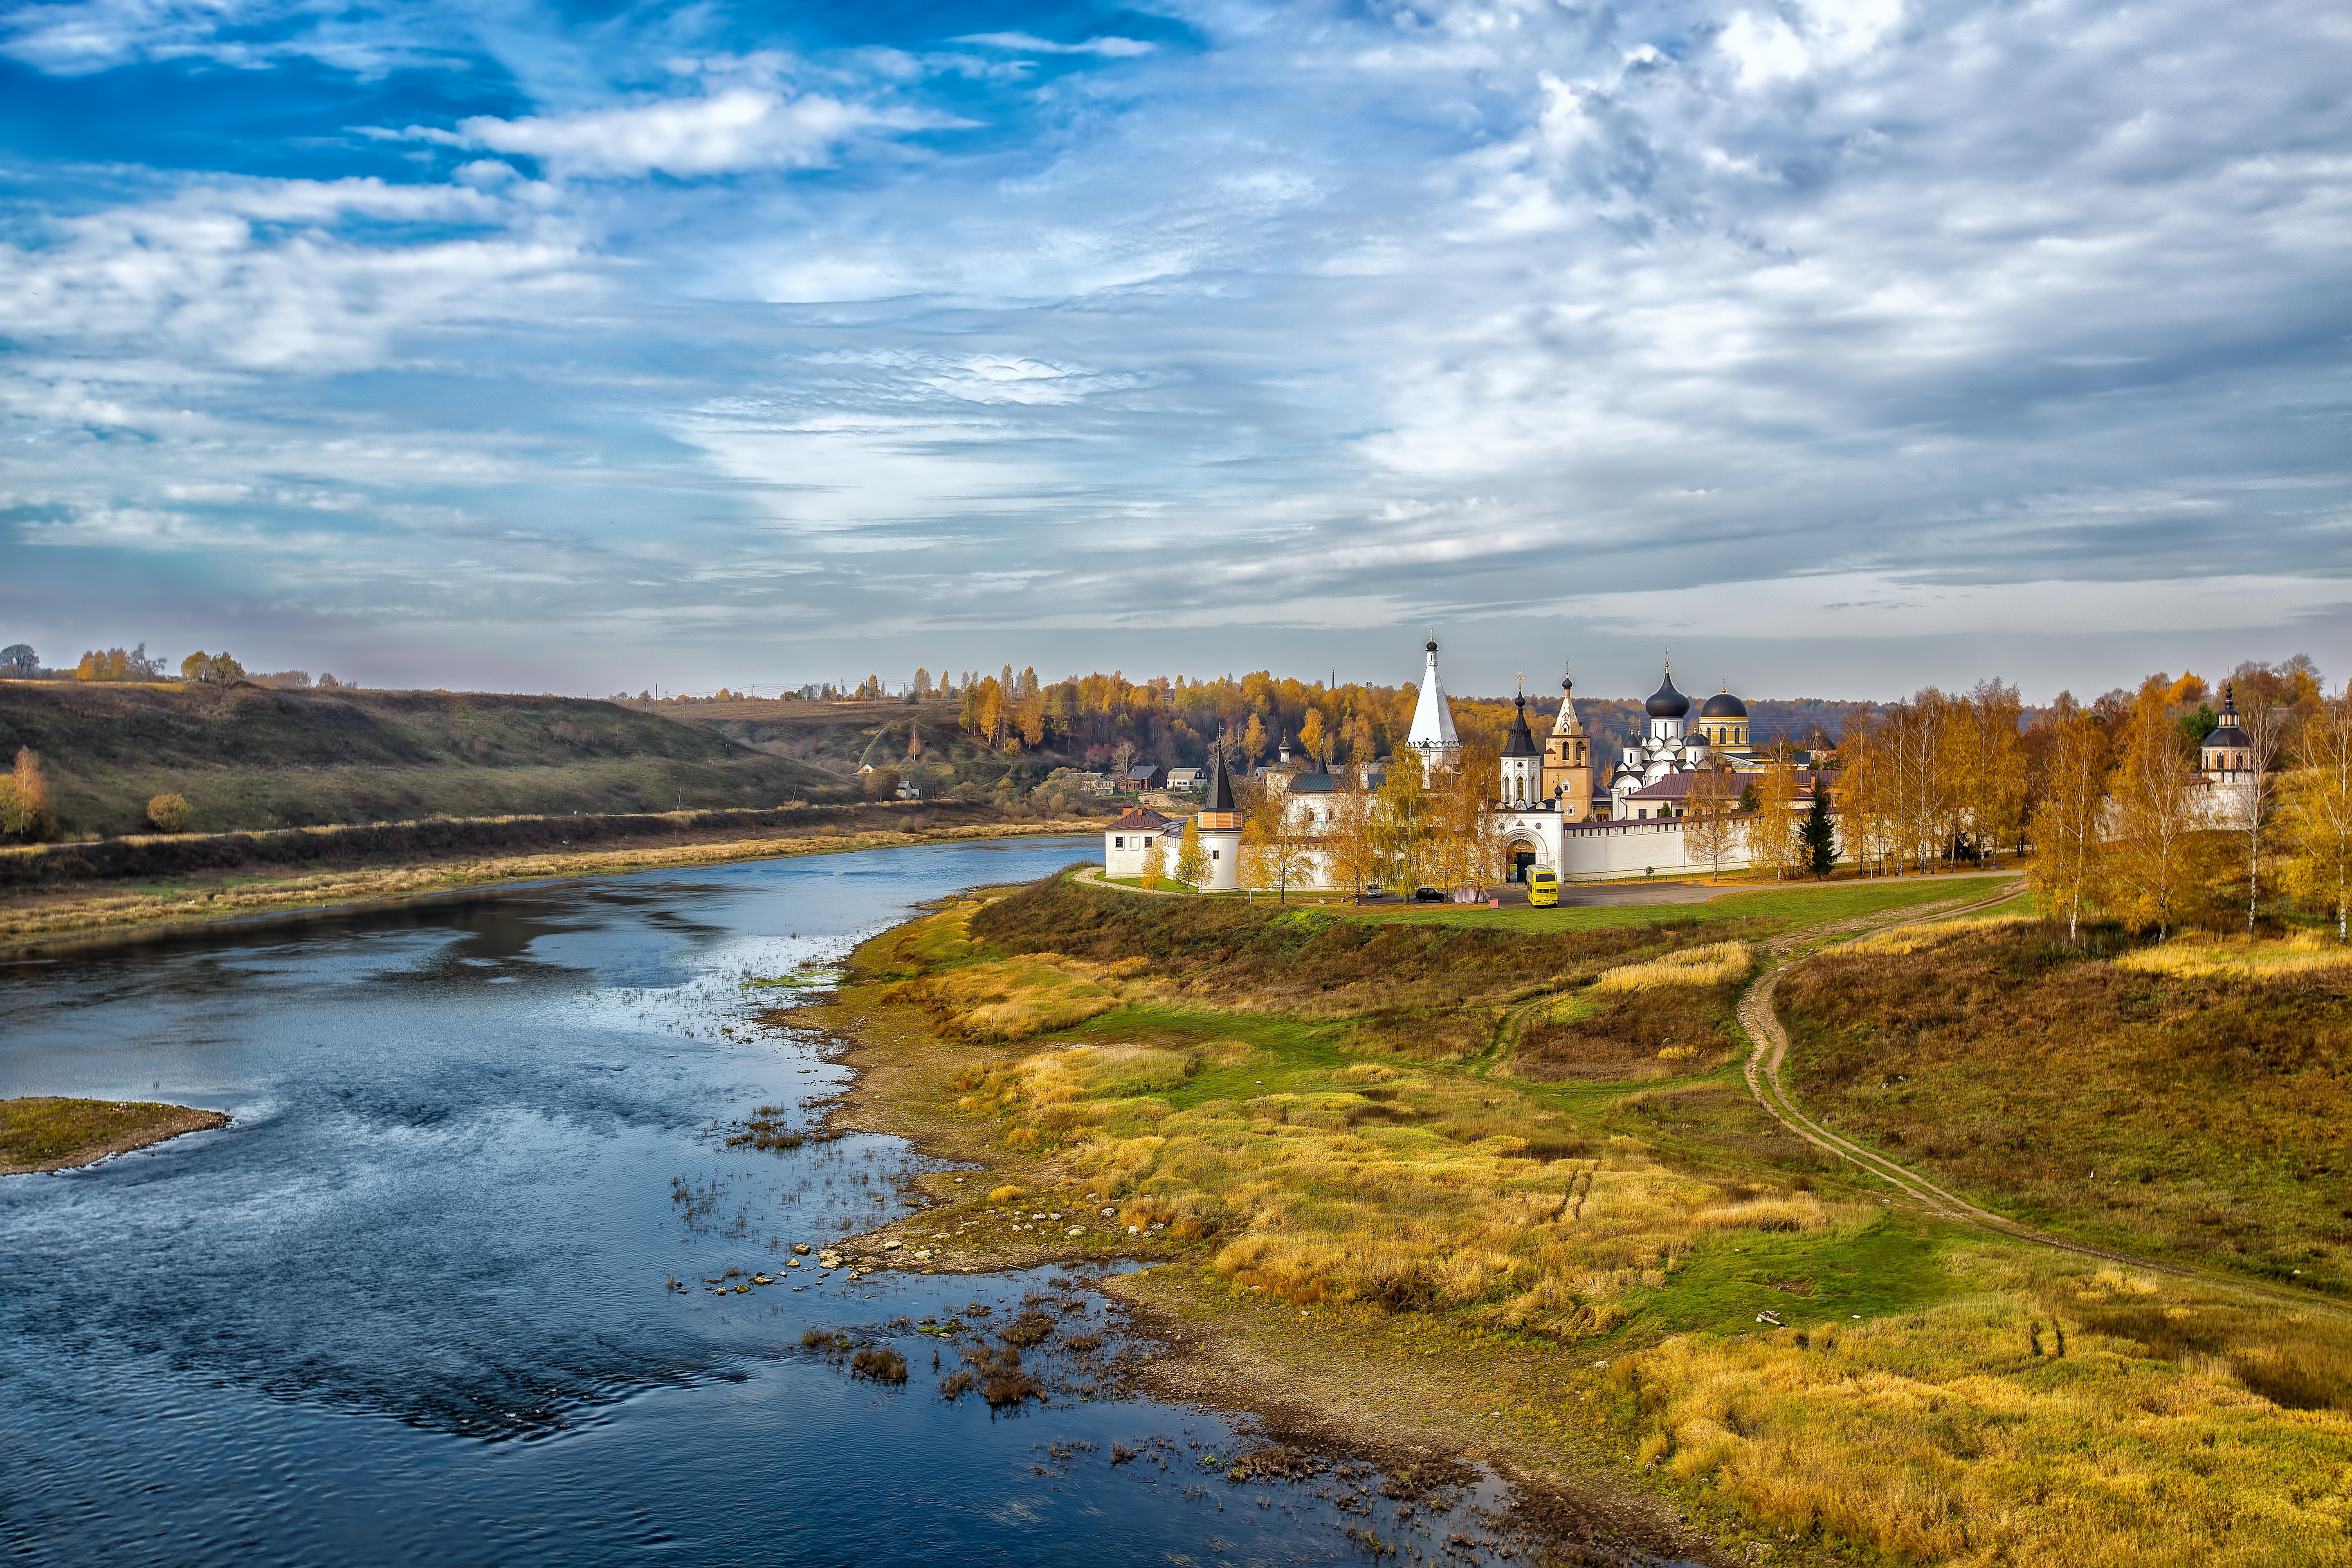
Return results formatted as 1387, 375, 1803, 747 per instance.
0, 682, 847, 837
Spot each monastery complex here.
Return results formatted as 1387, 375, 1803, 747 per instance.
1105, 640, 2263, 894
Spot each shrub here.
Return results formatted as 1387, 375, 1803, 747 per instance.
849, 1347, 908, 1384
146, 793, 193, 833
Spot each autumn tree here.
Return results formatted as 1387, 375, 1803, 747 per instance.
1242, 713, 1268, 767
2028, 706, 2110, 943
2107, 681, 2215, 939
1238, 782, 1312, 901
1173, 817, 1209, 889
0, 747, 56, 841
1429, 746, 1507, 893
1957, 679, 2026, 864
1298, 709, 1327, 768
1141, 835, 1168, 890
1373, 746, 1433, 892
1744, 749, 1802, 882
146, 793, 193, 833
181, 651, 245, 685
2218, 684, 2291, 937
1682, 767, 1741, 883
2283, 684, 2352, 942
1321, 780, 1383, 899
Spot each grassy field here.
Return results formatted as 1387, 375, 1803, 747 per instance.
0, 681, 846, 837
1779, 920, 2352, 1292
811, 870, 2352, 1566
1, 1096, 229, 1173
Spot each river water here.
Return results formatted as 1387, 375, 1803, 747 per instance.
1, 840, 1679, 1566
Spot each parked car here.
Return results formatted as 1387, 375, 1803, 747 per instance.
1411, 886, 1445, 903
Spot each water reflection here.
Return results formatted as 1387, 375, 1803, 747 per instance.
0, 840, 1678, 1566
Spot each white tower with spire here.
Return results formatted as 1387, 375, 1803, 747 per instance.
1406, 639, 1461, 771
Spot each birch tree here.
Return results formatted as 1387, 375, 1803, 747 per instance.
2107, 683, 2213, 939
2027, 708, 2109, 943
1744, 748, 1802, 883
2283, 685, 2352, 942
2221, 686, 2290, 937
1683, 768, 1741, 883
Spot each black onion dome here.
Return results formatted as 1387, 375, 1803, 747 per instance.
1699, 688, 1747, 719
1644, 667, 1690, 719
1501, 692, 1540, 757
2206, 682, 2250, 750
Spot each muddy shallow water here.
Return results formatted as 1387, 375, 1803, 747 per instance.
0, 840, 1689, 1566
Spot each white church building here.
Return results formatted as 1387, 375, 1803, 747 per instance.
1128, 639, 1803, 889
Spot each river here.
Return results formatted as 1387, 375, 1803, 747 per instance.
1, 839, 1687, 1566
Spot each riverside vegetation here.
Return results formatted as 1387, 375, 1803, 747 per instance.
808, 868, 2352, 1567
1, 1096, 229, 1174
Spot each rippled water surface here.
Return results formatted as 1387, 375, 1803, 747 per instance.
1, 840, 1668, 1566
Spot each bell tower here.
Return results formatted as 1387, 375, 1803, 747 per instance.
1543, 665, 1595, 820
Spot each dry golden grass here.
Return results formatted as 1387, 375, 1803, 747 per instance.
891, 955, 1139, 1041
1611, 1251, 2352, 1566
943, 1028, 1836, 1336
2116, 932, 2352, 982
1593, 941, 1753, 992
858, 888, 2352, 1568
1840, 914, 2039, 957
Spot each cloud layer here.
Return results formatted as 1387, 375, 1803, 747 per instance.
0, 0, 2346, 697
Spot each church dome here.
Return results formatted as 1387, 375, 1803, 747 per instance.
1644, 667, 1690, 719
1699, 688, 1747, 719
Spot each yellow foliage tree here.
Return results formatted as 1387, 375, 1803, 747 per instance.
2028, 708, 2109, 943
1321, 780, 1382, 899
2282, 685, 2352, 943
1297, 709, 1327, 768
1173, 817, 1209, 889
1242, 713, 1268, 766
1373, 746, 1432, 892
1140, 835, 1168, 890
1429, 746, 1507, 893
146, 792, 193, 833
1743, 750, 1802, 883
0, 747, 56, 841
2107, 682, 2217, 939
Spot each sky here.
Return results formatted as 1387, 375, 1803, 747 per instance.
0, 0, 2346, 703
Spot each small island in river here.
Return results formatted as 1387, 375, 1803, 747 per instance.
2, 1096, 229, 1175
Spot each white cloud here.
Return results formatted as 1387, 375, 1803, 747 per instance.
952, 32, 1155, 58
444, 85, 952, 180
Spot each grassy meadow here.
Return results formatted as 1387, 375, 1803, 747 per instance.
815, 870, 2352, 1566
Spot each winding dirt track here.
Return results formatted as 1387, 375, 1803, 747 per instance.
1740, 882, 2352, 1313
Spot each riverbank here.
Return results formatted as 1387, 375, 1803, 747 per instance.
0, 816, 1098, 953
801, 867, 2352, 1568
1, 1096, 229, 1175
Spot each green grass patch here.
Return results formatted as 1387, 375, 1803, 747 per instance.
1626, 1218, 1962, 1338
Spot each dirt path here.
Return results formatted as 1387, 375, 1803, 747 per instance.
1738, 885, 2352, 1311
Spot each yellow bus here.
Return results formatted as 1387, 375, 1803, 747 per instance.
1527, 869, 1559, 908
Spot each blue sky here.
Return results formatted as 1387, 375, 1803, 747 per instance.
0, 0, 2346, 701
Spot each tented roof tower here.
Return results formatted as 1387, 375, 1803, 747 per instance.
1406, 639, 1461, 768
